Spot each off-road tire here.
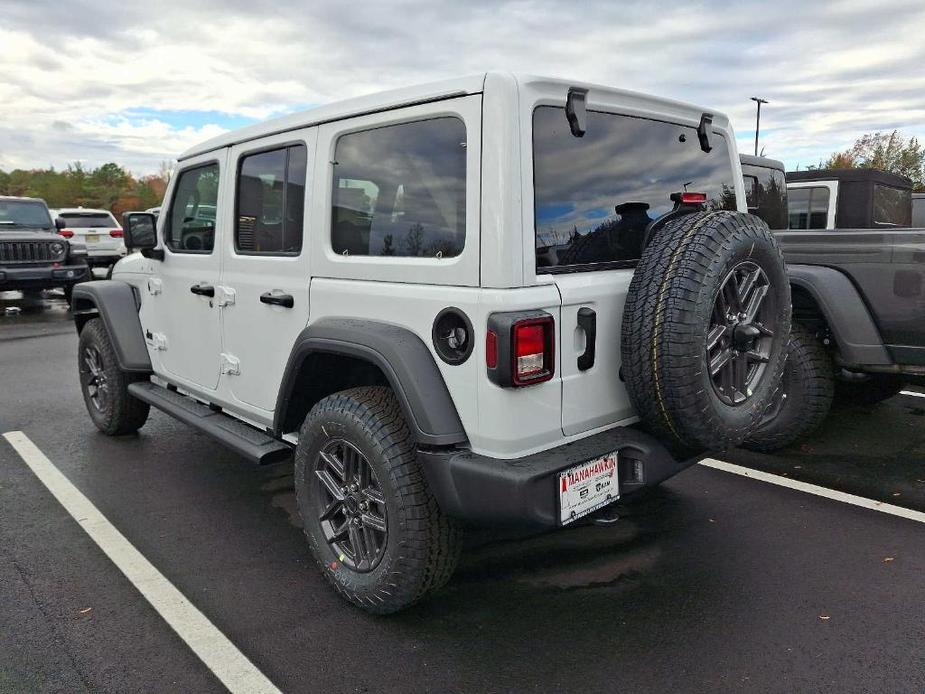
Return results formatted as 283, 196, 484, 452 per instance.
742, 323, 834, 452
834, 374, 905, 408
621, 211, 791, 454
294, 386, 461, 614
78, 318, 150, 435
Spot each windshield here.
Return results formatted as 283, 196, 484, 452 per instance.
533, 107, 737, 272
59, 212, 119, 228
0, 200, 53, 228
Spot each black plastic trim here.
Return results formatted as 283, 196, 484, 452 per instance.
787, 264, 892, 366
419, 424, 686, 527
71, 280, 152, 373
274, 318, 467, 446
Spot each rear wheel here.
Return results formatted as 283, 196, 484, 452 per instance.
621, 211, 791, 453
78, 318, 150, 435
294, 386, 461, 614
742, 323, 835, 452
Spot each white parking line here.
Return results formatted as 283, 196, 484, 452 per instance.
901, 390, 925, 399
2, 431, 281, 694
700, 458, 925, 525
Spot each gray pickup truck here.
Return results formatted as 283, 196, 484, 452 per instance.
739, 158, 925, 450
0, 196, 89, 300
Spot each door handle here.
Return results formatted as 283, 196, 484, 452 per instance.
260, 291, 294, 308
190, 283, 215, 297
577, 307, 596, 371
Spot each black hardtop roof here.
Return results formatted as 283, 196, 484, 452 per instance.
739, 154, 785, 172
786, 168, 912, 189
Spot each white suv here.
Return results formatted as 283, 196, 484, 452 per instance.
54, 207, 126, 267
71, 73, 791, 613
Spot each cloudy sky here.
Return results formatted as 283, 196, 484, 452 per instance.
2, 0, 924, 175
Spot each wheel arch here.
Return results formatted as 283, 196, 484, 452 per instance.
274, 318, 467, 447
71, 280, 152, 373
787, 264, 892, 367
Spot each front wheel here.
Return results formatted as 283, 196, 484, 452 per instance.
78, 318, 150, 435
294, 386, 461, 614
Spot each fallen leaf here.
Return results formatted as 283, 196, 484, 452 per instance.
883, 557, 895, 563
79, 607, 92, 614
892, 492, 902, 497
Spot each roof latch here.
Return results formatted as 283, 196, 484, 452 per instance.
697, 112, 714, 153
566, 88, 589, 138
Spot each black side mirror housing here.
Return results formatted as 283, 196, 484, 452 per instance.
54, 217, 66, 231
122, 212, 158, 251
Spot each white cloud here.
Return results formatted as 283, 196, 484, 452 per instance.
1, 0, 923, 174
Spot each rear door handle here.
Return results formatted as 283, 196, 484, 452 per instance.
577, 307, 596, 371
260, 291, 294, 308
190, 283, 215, 297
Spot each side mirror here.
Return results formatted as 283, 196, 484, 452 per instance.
122, 212, 158, 250
54, 217, 66, 231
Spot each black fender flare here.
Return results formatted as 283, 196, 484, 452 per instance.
274, 318, 467, 447
788, 264, 892, 366
71, 280, 152, 373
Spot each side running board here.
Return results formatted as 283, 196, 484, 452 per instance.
127, 381, 293, 465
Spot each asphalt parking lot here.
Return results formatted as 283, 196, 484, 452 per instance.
3, 290, 925, 693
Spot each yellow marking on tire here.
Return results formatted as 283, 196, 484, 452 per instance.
651, 213, 717, 442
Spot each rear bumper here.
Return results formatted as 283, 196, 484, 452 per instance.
87, 249, 126, 265
0, 263, 89, 289
419, 425, 691, 528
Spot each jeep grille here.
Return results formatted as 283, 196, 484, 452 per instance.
0, 240, 66, 264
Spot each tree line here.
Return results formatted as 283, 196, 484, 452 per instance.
807, 130, 925, 190
0, 162, 173, 217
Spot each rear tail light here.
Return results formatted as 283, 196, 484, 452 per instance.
110, 229, 124, 238
58, 229, 74, 238
680, 192, 707, 204
486, 311, 555, 387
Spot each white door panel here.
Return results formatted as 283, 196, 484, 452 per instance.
556, 269, 635, 436
220, 130, 317, 416
146, 152, 227, 391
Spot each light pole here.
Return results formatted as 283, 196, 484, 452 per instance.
750, 97, 768, 156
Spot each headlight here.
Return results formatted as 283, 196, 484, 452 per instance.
50, 242, 65, 255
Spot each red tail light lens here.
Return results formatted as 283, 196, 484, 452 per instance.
680, 192, 707, 204
58, 229, 74, 238
110, 229, 124, 238
512, 317, 554, 385
485, 330, 498, 368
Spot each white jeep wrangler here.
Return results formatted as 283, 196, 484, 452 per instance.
72, 73, 791, 613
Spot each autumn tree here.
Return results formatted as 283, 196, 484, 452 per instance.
815, 131, 924, 190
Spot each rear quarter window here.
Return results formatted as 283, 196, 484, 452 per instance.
873, 184, 911, 226
742, 165, 787, 230
533, 107, 737, 273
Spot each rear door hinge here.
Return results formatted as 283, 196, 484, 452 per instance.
215, 285, 236, 307
220, 353, 241, 375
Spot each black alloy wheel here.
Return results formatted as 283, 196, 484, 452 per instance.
314, 439, 388, 573
81, 344, 110, 412
707, 261, 776, 406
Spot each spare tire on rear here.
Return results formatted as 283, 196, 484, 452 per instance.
621, 211, 791, 454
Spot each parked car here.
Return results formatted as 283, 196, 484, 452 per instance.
1, 196, 89, 299
71, 74, 791, 612
55, 207, 126, 267
737, 159, 925, 451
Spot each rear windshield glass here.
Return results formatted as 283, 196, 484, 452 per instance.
533, 107, 737, 272
872, 184, 911, 226
60, 212, 118, 228
0, 200, 53, 228
742, 164, 788, 230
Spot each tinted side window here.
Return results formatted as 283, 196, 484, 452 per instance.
533, 107, 737, 272
788, 187, 829, 229
167, 164, 219, 253
236, 144, 307, 254
331, 118, 467, 258
913, 197, 925, 227
742, 165, 788, 230
872, 184, 911, 226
